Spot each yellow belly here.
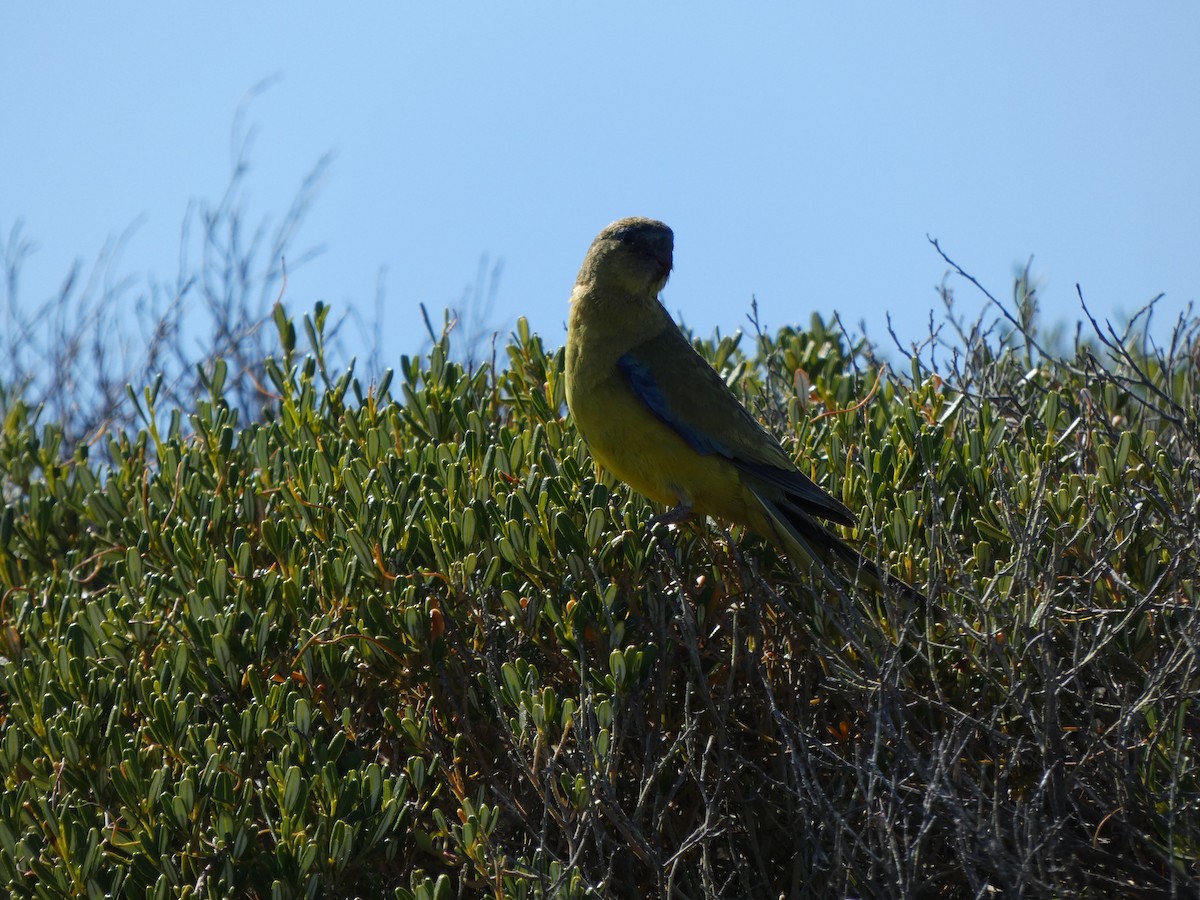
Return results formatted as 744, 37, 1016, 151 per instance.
568, 369, 763, 530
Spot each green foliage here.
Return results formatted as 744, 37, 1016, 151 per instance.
0, 297, 1197, 898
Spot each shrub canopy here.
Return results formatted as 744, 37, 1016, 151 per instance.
0, 300, 1197, 898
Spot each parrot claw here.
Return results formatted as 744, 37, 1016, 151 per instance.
648, 504, 694, 527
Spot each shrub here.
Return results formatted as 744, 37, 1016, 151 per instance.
0, 286, 1197, 897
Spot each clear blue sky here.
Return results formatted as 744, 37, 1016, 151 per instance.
3, 5, 1198, 365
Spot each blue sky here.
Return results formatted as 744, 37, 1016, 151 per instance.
3, 5, 1198, 367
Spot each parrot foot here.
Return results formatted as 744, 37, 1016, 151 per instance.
649, 504, 694, 527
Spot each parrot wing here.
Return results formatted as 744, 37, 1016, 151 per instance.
616, 322, 857, 528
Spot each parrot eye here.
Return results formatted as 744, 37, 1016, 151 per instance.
612, 224, 649, 243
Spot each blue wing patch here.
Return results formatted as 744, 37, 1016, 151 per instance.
617, 352, 730, 458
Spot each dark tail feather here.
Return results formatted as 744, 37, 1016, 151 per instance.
793, 507, 928, 607
754, 487, 929, 608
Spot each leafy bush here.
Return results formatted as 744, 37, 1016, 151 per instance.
0, 284, 1197, 897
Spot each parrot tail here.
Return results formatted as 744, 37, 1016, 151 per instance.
751, 486, 930, 609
